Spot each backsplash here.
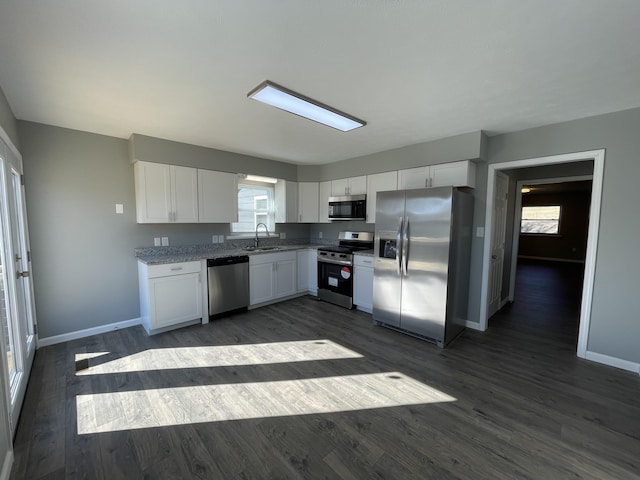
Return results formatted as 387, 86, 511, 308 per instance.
134, 236, 337, 258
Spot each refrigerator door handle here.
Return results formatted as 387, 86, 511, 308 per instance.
396, 216, 403, 275
402, 216, 410, 276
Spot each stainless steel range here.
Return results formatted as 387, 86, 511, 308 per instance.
317, 231, 374, 309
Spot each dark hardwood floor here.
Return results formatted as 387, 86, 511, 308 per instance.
11, 275, 640, 479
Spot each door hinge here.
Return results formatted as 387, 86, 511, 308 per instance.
33, 324, 38, 335
27, 251, 31, 262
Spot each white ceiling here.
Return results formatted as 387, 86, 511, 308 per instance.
1, 1, 640, 165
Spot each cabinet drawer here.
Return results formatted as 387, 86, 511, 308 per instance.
354, 255, 374, 268
249, 250, 296, 265
147, 261, 201, 278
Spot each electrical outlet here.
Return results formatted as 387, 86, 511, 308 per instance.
154, 237, 161, 246
115, 204, 124, 214
212, 235, 218, 244
279, 232, 286, 240
161, 237, 169, 246
218, 235, 224, 243
476, 227, 484, 238
318, 232, 323, 239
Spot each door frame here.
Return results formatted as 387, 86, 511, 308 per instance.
508, 175, 593, 302
479, 149, 605, 359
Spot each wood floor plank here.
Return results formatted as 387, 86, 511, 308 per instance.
10, 260, 640, 479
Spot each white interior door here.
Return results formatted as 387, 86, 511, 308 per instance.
487, 171, 509, 318
0, 155, 36, 435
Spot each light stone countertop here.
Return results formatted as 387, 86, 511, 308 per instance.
354, 249, 374, 257
136, 244, 323, 265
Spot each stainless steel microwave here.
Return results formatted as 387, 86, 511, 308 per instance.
328, 194, 366, 221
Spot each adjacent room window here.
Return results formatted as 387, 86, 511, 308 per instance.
232, 180, 276, 233
520, 206, 561, 234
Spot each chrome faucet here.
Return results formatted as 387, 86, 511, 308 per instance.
255, 222, 270, 249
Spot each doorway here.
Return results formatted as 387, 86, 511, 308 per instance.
479, 149, 605, 359
0, 139, 37, 437
493, 177, 593, 346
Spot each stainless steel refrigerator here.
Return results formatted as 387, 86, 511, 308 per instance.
373, 186, 474, 347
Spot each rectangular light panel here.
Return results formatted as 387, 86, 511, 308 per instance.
248, 81, 366, 132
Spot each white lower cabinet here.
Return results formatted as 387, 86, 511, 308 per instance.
297, 249, 318, 295
249, 251, 298, 306
138, 261, 203, 334
353, 254, 374, 313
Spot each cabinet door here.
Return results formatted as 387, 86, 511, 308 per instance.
275, 259, 297, 298
353, 264, 374, 312
198, 169, 238, 223
398, 166, 431, 190
249, 263, 275, 305
275, 180, 298, 223
431, 160, 476, 188
134, 161, 172, 223
318, 181, 332, 223
348, 175, 367, 195
297, 250, 310, 292
331, 178, 349, 196
366, 171, 398, 224
308, 251, 318, 293
171, 165, 199, 223
298, 182, 319, 223
149, 273, 202, 329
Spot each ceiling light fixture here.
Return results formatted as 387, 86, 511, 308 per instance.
521, 187, 532, 193
247, 80, 366, 132
243, 174, 278, 184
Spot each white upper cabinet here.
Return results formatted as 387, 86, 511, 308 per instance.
298, 182, 319, 223
398, 161, 476, 190
135, 161, 198, 223
331, 175, 366, 196
366, 171, 398, 223
197, 169, 238, 223
318, 181, 332, 223
275, 180, 298, 223
431, 160, 476, 188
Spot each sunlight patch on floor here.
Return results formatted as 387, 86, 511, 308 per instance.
75, 352, 110, 362
75, 340, 362, 375
76, 372, 456, 434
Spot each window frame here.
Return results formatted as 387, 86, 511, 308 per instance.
520, 205, 562, 236
231, 179, 276, 234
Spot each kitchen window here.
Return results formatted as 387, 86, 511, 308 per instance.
520, 205, 561, 234
231, 180, 276, 233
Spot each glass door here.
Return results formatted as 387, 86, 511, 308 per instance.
0, 151, 36, 435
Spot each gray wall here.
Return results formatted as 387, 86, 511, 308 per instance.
20, 123, 309, 339
131, 134, 298, 181
0, 85, 19, 150
481, 107, 640, 363
297, 131, 484, 181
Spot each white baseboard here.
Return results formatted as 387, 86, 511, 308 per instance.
518, 255, 585, 264
0, 450, 13, 480
585, 350, 640, 375
37, 317, 143, 348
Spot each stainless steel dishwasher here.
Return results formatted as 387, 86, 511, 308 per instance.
207, 255, 250, 317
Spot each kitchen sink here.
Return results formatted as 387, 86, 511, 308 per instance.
244, 246, 281, 252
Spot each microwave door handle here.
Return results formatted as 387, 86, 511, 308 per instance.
402, 216, 410, 276
396, 216, 403, 276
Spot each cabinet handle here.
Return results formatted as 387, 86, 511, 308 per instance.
170, 266, 183, 271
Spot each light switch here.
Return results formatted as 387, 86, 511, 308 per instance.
153, 238, 161, 246
476, 227, 485, 238
211, 235, 218, 244
161, 237, 169, 246
115, 203, 124, 214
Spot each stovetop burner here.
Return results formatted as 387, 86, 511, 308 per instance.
317, 231, 374, 255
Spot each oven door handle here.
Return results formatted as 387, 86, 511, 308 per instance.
318, 257, 353, 266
